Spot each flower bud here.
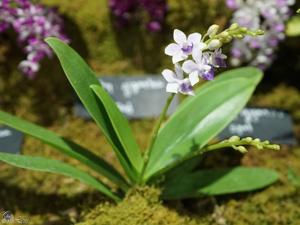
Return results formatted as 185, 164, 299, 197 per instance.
236, 34, 244, 39
256, 29, 265, 35
243, 137, 253, 142
229, 136, 240, 142
219, 31, 229, 38
208, 39, 222, 50
240, 27, 248, 32
271, 145, 280, 150
234, 146, 248, 153
229, 23, 239, 30
207, 24, 219, 37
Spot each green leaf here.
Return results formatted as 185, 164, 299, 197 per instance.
90, 84, 144, 174
286, 15, 300, 37
0, 152, 121, 202
45, 37, 143, 182
162, 167, 278, 199
0, 110, 129, 191
144, 67, 263, 180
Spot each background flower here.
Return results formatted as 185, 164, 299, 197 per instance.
227, 0, 295, 70
0, 0, 69, 78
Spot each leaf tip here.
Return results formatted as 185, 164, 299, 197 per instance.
44, 37, 67, 49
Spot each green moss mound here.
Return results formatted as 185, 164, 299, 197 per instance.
78, 187, 201, 225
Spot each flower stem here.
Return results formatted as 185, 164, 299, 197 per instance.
144, 138, 280, 180
147, 93, 175, 155
139, 93, 175, 183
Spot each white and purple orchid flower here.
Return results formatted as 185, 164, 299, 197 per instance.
162, 29, 229, 96
162, 64, 194, 96
182, 48, 213, 83
165, 29, 206, 64
209, 49, 227, 68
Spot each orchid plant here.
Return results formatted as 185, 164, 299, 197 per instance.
0, 24, 280, 202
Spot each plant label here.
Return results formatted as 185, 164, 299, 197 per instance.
0, 126, 23, 154
219, 107, 296, 145
74, 76, 179, 119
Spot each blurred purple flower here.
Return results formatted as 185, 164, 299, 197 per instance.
0, 0, 69, 78
227, 0, 295, 70
109, 0, 167, 32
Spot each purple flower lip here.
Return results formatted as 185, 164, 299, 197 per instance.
179, 82, 193, 93
215, 57, 227, 68
202, 69, 214, 81
181, 43, 193, 54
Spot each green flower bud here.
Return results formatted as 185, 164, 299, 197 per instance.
253, 138, 261, 143
255, 29, 264, 35
233, 145, 248, 153
229, 23, 239, 30
229, 136, 240, 142
236, 34, 244, 39
219, 31, 229, 38
207, 24, 220, 38
243, 137, 253, 142
240, 27, 248, 32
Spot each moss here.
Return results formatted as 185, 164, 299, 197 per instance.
252, 84, 300, 122
77, 186, 201, 225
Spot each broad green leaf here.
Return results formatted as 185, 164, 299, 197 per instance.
0, 110, 129, 191
45, 38, 143, 182
286, 15, 300, 37
0, 152, 121, 202
162, 167, 278, 199
90, 84, 143, 172
144, 67, 262, 180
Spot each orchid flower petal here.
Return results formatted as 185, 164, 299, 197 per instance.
162, 69, 177, 82
192, 47, 203, 64
166, 83, 179, 93
182, 60, 198, 73
174, 29, 187, 44
187, 33, 202, 45
189, 71, 200, 86
172, 54, 186, 64
165, 43, 181, 56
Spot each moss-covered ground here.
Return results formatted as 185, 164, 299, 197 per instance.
1, 0, 300, 224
